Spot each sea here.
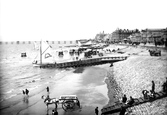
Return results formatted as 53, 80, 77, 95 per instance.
0, 43, 110, 111
0, 43, 68, 108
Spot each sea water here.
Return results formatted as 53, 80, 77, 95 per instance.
0, 43, 76, 109
0, 43, 110, 111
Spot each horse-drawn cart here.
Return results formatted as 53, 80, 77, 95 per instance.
59, 95, 81, 111
42, 94, 81, 112
149, 49, 161, 56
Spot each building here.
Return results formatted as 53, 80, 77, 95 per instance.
141, 28, 167, 46
94, 31, 109, 43
110, 29, 140, 43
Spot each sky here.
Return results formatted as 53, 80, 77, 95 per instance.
0, 0, 167, 41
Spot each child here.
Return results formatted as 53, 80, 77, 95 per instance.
22, 90, 25, 95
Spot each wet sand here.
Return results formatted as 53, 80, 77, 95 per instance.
0, 65, 113, 115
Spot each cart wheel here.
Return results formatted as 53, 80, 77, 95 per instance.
62, 100, 75, 111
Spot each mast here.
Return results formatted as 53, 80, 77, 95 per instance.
40, 41, 42, 65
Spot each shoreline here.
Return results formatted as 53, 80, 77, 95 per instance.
1, 65, 111, 115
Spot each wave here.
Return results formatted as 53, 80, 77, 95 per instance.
19, 74, 39, 80
27, 85, 41, 91
25, 78, 42, 84
5, 89, 14, 94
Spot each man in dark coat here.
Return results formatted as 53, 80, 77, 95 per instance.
127, 96, 134, 105
151, 81, 155, 93
25, 89, 29, 95
46, 86, 49, 93
122, 94, 127, 103
95, 107, 99, 115
22, 90, 25, 95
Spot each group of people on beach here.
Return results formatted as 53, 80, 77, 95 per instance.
121, 95, 134, 106
119, 80, 155, 115
22, 89, 29, 95
22, 89, 29, 103
119, 79, 167, 115
121, 81, 156, 105
142, 79, 167, 100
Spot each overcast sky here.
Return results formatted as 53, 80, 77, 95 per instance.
0, 0, 167, 41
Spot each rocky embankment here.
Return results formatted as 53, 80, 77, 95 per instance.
105, 46, 167, 115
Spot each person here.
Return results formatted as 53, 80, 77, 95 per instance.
142, 90, 149, 99
75, 97, 81, 108
119, 106, 126, 115
122, 94, 127, 103
162, 77, 167, 93
22, 90, 25, 95
127, 96, 134, 105
151, 81, 155, 93
44, 95, 50, 103
95, 107, 99, 115
76, 99, 81, 108
46, 86, 49, 93
52, 109, 58, 115
25, 89, 29, 95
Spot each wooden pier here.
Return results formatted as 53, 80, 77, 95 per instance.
101, 91, 167, 115
38, 56, 128, 68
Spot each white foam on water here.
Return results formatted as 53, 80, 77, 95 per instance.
45, 82, 49, 84
25, 85, 41, 91
5, 89, 14, 94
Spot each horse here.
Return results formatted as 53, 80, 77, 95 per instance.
41, 95, 59, 109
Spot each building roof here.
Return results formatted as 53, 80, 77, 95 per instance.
146, 28, 167, 32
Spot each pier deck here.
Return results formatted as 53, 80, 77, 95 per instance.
38, 55, 128, 68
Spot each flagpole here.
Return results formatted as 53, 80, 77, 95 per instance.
40, 40, 42, 65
